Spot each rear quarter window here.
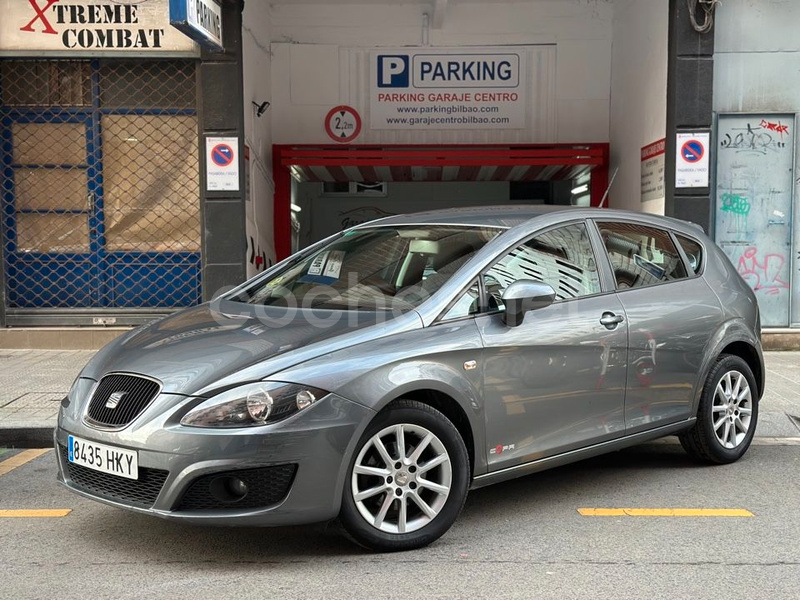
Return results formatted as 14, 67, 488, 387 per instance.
675, 234, 703, 275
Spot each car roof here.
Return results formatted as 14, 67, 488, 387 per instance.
356, 205, 573, 228
357, 205, 705, 234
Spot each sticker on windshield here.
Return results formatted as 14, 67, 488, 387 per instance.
322, 251, 345, 279
308, 251, 330, 276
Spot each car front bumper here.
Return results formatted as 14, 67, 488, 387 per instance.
55, 392, 375, 526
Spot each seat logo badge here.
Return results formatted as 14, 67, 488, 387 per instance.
463, 360, 478, 371
105, 391, 127, 409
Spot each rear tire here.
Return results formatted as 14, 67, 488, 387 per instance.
679, 354, 758, 464
340, 400, 469, 552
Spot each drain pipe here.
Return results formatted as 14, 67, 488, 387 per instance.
422, 12, 430, 46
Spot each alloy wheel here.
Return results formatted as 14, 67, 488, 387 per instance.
351, 423, 452, 534
712, 370, 753, 449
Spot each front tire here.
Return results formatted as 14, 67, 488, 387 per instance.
679, 354, 759, 464
340, 400, 470, 552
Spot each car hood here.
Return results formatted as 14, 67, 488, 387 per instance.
81, 300, 422, 396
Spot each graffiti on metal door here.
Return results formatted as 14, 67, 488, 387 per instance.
736, 247, 789, 295
715, 114, 795, 327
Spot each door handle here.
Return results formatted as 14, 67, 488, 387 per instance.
600, 312, 624, 329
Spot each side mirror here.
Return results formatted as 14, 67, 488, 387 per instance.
501, 280, 556, 327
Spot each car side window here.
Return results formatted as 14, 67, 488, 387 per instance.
675, 234, 703, 275
598, 222, 688, 289
441, 280, 480, 321
483, 223, 601, 311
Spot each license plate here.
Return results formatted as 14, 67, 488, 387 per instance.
68, 435, 138, 480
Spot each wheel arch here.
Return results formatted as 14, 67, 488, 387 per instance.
691, 319, 764, 415
382, 388, 477, 478
719, 340, 764, 399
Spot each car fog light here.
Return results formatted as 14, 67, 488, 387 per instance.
296, 389, 317, 410
209, 476, 248, 503
226, 477, 248, 499
246, 387, 273, 422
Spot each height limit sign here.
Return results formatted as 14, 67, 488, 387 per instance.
325, 105, 362, 143
206, 137, 240, 191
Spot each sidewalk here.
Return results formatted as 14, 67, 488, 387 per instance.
1, 349, 798, 445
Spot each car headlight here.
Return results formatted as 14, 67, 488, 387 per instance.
180, 382, 327, 428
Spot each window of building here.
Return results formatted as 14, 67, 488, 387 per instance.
322, 182, 387, 196
598, 222, 688, 289
483, 223, 601, 311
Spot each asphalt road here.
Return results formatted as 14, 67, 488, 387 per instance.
1, 440, 799, 600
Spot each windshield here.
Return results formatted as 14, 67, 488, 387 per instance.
233, 225, 501, 311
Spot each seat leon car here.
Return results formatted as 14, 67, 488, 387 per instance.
56, 206, 764, 551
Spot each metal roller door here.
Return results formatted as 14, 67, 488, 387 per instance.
0, 59, 201, 325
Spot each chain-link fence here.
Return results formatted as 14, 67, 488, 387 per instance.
0, 59, 200, 320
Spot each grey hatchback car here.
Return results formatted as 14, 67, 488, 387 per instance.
56, 206, 764, 551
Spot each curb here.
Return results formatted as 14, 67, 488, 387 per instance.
0, 427, 54, 449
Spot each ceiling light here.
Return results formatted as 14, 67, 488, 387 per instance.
571, 184, 588, 195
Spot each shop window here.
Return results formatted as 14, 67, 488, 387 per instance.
101, 114, 200, 252
16, 214, 89, 254
323, 182, 387, 196
0, 61, 91, 106
99, 61, 196, 109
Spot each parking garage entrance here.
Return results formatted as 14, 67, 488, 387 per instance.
272, 144, 609, 260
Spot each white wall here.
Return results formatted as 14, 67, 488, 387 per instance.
269, 0, 613, 145
242, 1, 275, 276
608, 0, 668, 213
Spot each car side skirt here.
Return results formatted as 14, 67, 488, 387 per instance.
470, 418, 697, 490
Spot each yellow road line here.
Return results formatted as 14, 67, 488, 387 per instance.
0, 448, 51, 477
578, 508, 754, 517
0, 509, 72, 518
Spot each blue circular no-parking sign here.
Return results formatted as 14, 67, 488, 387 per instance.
211, 143, 234, 167
681, 139, 705, 163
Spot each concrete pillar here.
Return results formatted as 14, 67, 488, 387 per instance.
198, 0, 247, 300
664, 0, 715, 232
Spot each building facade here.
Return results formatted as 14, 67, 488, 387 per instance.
712, 0, 800, 328
1, 0, 797, 334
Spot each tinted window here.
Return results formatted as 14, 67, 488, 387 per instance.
483, 223, 601, 310
676, 234, 703, 274
598, 222, 687, 289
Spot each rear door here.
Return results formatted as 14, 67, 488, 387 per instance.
477, 221, 628, 471
594, 220, 723, 434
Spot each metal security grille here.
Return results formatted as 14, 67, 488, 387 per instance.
0, 59, 200, 322
85, 373, 161, 428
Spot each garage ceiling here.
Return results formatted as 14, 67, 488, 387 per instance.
279, 144, 607, 183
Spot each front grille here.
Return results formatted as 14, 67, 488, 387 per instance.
175, 465, 297, 511
60, 444, 168, 508
85, 373, 161, 428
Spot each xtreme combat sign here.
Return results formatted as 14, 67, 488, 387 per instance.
0, 0, 197, 54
